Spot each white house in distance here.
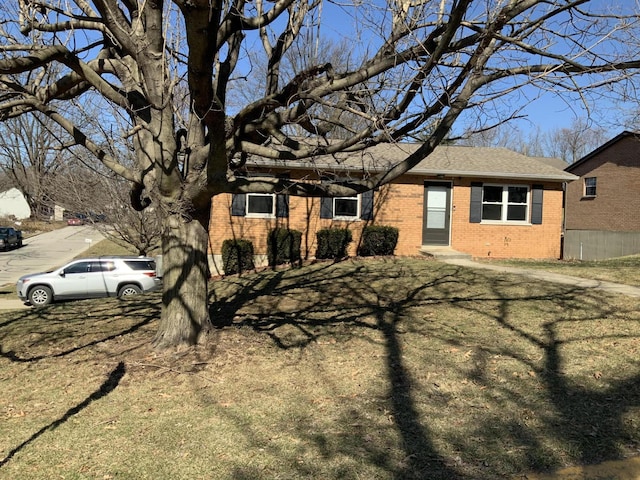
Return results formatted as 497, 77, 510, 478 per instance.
0, 188, 31, 219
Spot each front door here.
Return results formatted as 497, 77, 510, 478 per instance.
422, 181, 452, 246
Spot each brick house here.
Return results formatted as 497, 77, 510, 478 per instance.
209, 143, 575, 271
564, 131, 640, 260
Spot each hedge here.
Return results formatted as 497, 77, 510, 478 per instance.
267, 228, 302, 267
316, 228, 352, 260
221, 239, 255, 275
357, 225, 399, 256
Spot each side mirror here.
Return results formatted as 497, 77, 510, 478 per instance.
59, 271, 66, 277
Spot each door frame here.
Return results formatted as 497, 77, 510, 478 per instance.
422, 180, 453, 246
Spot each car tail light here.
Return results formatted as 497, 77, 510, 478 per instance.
144, 272, 156, 278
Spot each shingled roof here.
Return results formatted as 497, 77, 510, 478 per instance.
248, 143, 577, 182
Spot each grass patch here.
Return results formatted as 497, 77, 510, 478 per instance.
479, 255, 640, 288
10, 218, 68, 238
1, 257, 640, 479
76, 238, 138, 258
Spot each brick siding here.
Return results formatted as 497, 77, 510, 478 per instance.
209, 173, 565, 260
451, 179, 564, 259
565, 135, 640, 232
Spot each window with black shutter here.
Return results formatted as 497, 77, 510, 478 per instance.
231, 192, 289, 218
469, 183, 541, 224
320, 189, 374, 220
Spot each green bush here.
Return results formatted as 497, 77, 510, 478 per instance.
267, 228, 302, 267
221, 239, 255, 275
315, 228, 352, 260
357, 225, 399, 256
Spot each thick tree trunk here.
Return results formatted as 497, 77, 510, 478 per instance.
153, 211, 212, 348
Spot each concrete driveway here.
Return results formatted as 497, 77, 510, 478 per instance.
0, 226, 104, 309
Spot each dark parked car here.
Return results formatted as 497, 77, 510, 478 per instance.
0, 227, 23, 250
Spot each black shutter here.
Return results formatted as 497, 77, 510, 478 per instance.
360, 189, 374, 220
320, 197, 333, 219
231, 194, 246, 216
469, 182, 483, 223
276, 194, 289, 218
531, 184, 543, 225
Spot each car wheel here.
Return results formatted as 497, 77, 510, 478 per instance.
29, 286, 52, 307
118, 284, 142, 297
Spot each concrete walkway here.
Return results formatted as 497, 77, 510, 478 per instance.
443, 258, 640, 298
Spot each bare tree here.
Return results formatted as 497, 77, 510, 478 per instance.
98, 181, 163, 257
0, 114, 66, 219
543, 119, 609, 163
1, 1, 640, 348
460, 117, 609, 163
52, 159, 163, 255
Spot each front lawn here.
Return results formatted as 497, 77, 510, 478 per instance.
1, 257, 639, 479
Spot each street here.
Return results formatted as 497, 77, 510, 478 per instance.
0, 225, 104, 287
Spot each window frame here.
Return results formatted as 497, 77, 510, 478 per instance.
584, 177, 597, 197
332, 195, 360, 220
480, 184, 531, 224
245, 192, 276, 218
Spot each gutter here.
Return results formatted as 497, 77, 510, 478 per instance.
247, 160, 579, 183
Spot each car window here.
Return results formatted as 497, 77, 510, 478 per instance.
124, 260, 156, 271
88, 261, 117, 272
101, 261, 116, 272
64, 262, 90, 274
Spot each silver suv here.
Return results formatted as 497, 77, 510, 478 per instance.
16, 256, 161, 307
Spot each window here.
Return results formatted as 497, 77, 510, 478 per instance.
470, 183, 543, 225
246, 193, 275, 216
64, 262, 90, 274
89, 261, 117, 272
334, 196, 359, 218
231, 193, 289, 218
481, 185, 529, 222
584, 177, 597, 197
320, 190, 374, 220
124, 260, 156, 271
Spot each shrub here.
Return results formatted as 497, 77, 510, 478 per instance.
267, 228, 302, 267
357, 225, 399, 257
316, 228, 352, 260
221, 239, 255, 275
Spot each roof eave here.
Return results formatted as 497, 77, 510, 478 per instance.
409, 168, 578, 182
247, 161, 577, 182
566, 130, 639, 172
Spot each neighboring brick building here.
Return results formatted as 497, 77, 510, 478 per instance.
564, 131, 640, 260
209, 143, 575, 271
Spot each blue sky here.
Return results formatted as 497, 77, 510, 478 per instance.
315, 1, 637, 139
507, 84, 634, 137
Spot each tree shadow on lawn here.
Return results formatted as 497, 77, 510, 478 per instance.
0, 361, 126, 468
0, 297, 159, 362
207, 258, 640, 479
472, 277, 640, 469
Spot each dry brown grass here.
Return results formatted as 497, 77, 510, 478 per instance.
1, 257, 640, 479
8, 218, 68, 237
75, 237, 138, 257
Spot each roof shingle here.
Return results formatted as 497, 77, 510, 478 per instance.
249, 143, 577, 182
